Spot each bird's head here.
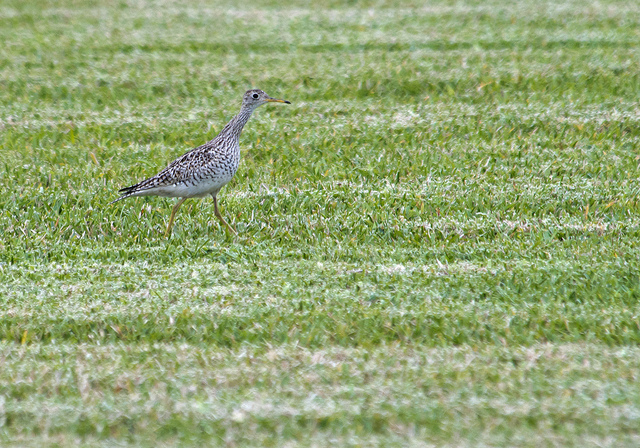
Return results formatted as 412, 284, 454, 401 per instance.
242, 89, 290, 109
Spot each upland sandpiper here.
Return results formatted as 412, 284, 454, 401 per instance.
111, 89, 290, 236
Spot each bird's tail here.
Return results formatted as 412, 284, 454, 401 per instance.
108, 183, 141, 205
108, 195, 127, 205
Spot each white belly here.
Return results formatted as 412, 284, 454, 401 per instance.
138, 175, 234, 199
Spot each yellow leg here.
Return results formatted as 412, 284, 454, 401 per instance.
214, 196, 237, 235
165, 198, 187, 237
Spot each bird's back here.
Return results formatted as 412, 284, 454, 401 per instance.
114, 135, 240, 201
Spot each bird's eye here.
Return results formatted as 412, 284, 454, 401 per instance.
252, 93, 259, 99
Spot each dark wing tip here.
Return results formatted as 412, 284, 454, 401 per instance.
118, 184, 138, 194
108, 183, 139, 205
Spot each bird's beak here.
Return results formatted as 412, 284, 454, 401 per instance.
266, 97, 291, 104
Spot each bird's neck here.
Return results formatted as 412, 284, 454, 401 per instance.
219, 105, 255, 141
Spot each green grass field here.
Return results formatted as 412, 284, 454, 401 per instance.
3, 0, 640, 445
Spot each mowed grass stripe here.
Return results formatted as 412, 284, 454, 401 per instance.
2, 257, 640, 345
2, 343, 640, 446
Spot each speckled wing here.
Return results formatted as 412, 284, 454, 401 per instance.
111, 143, 216, 203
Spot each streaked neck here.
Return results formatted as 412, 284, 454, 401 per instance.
220, 105, 256, 140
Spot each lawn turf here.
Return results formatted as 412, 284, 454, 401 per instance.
2, 0, 640, 445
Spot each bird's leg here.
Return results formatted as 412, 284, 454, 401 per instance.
213, 196, 237, 235
165, 198, 187, 237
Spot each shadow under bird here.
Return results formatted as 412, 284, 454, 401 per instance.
110, 89, 290, 236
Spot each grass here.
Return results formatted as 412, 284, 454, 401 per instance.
2, 0, 640, 445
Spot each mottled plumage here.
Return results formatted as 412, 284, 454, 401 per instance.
111, 89, 290, 235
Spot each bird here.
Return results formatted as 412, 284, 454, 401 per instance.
110, 89, 290, 236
